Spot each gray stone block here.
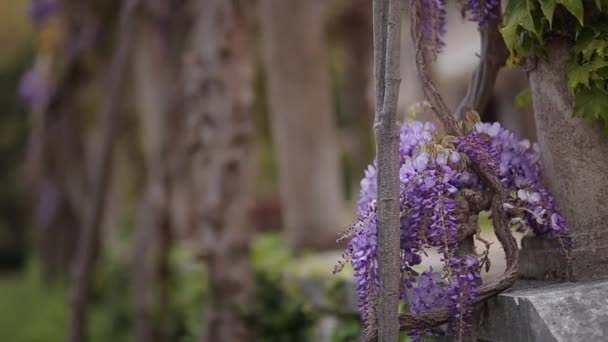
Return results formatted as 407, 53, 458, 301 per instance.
478, 280, 608, 342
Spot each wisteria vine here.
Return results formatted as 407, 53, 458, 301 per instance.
335, 116, 571, 339
418, 0, 500, 59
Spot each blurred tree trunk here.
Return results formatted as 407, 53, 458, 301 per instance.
130, 2, 183, 340
172, 0, 257, 340
259, 0, 344, 251
26, 0, 93, 282
32, 98, 86, 281
332, 0, 375, 191
67, 0, 140, 340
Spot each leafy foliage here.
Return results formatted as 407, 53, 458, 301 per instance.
501, 0, 608, 128
568, 26, 608, 126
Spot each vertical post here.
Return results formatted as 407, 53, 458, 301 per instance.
372, 0, 402, 341
528, 37, 608, 280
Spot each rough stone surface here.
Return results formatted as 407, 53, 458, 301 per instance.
478, 280, 608, 342
518, 236, 568, 280
529, 37, 608, 280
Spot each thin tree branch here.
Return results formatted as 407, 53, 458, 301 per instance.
409, 1, 461, 136
455, 4, 508, 119
368, 1, 522, 336
67, 1, 141, 341
452, 5, 508, 340
373, 0, 388, 111
371, 0, 403, 341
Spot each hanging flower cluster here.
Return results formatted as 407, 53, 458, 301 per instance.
419, 0, 499, 58
28, 0, 57, 26
420, 0, 448, 59
336, 118, 571, 337
19, 0, 58, 111
464, 0, 500, 26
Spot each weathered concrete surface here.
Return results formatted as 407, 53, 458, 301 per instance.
518, 236, 569, 280
478, 280, 608, 342
529, 37, 608, 280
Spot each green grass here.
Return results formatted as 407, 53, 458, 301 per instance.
0, 266, 125, 342
0, 233, 422, 341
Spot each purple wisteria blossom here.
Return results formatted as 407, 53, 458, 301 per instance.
475, 122, 540, 189
18, 61, 53, 112
347, 201, 379, 326
456, 132, 500, 177
410, 270, 447, 312
472, 122, 570, 242
357, 162, 377, 213
417, 0, 499, 60
28, 0, 57, 26
400, 152, 460, 253
464, 0, 499, 26
400, 121, 436, 159
446, 256, 481, 334
337, 120, 571, 334
409, 270, 448, 341
420, 0, 447, 59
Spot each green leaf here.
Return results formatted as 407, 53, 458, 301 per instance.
501, 0, 537, 54
557, 0, 584, 25
515, 88, 532, 109
596, 0, 608, 11
540, 0, 557, 27
573, 28, 608, 62
573, 27, 597, 56
573, 85, 608, 128
567, 56, 608, 91
515, 87, 532, 109
522, 0, 541, 37
595, 67, 608, 79
583, 40, 608, 61
568, 63, 591, 90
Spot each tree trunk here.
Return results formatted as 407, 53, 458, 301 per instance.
131, 5, 178, 341
528, 37, 608, 280
177, 0, 256, 340
259, 0, 344, 251
36, 102, 85, 281
67, 1, 140, 341
373, 0, 402, 341
333, 0, 375, 189
26, 0, 90, 282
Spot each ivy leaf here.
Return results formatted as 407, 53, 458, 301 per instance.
573, 28, 608, 61
501, 0, 537, 54
595, 67, 608, 80
540, 0, 557, 27
568, 63, 591, 90
596, 0, 608, 11
567, 56, 608, 91
574, 86, 608, 128
557, 0, 584, 26
515, 88, 532, 109
582, 40, 608, 61
573, 27, 596, 56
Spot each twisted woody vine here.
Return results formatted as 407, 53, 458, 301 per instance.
332, 0, 608, 340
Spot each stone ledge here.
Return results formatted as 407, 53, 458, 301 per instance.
478, 280, 608, 342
